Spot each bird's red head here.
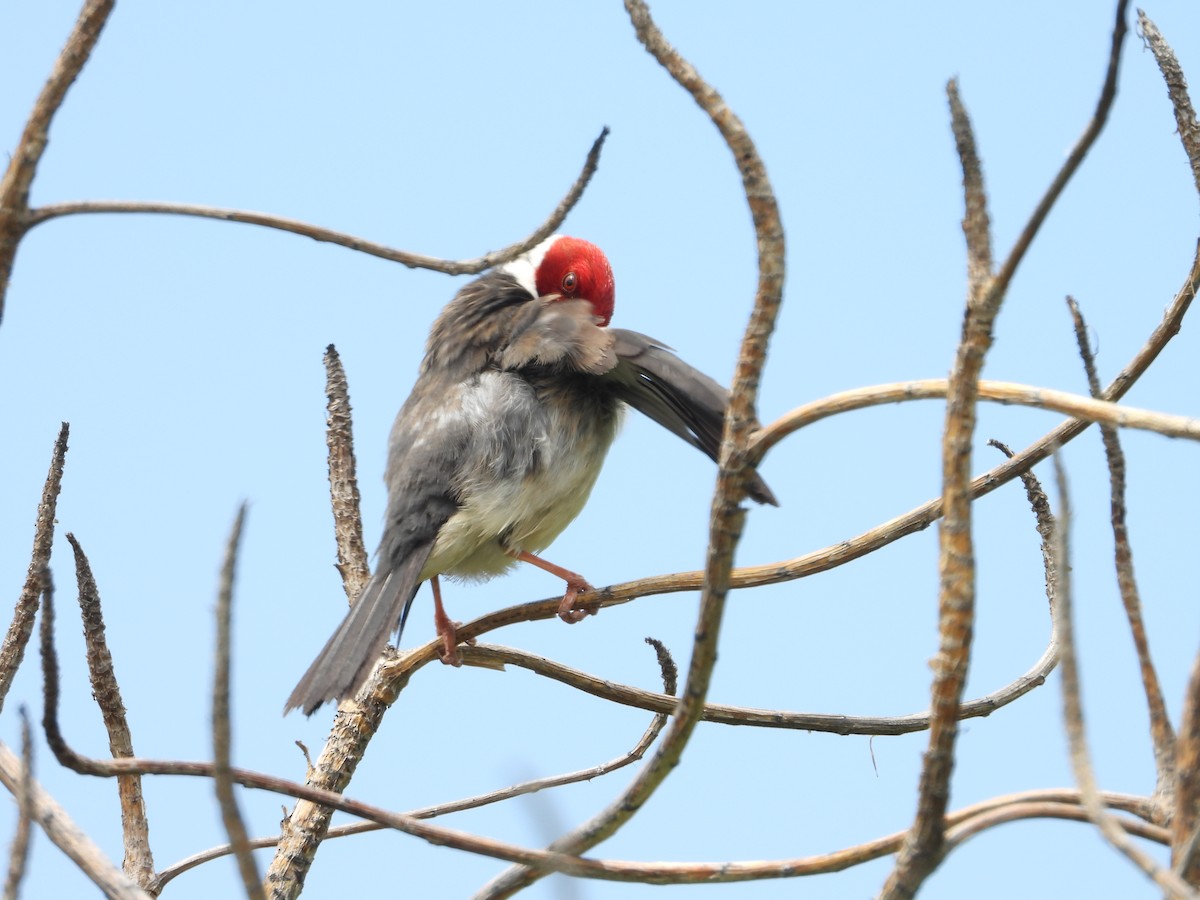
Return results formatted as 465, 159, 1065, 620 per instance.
535, 236, 615, 327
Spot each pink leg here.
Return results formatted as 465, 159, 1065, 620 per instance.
511, 550, 597, 623
430, 575, 462, 666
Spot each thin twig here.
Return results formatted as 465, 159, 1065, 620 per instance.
449, 639, 1056, 736
211, 506, 263, 899
989, 438, 1059, 625
992, 0, 1128, 296
0, 0, 116, 320
1067, 297, 1175, 812
1051, 456, 1197, 898
1174, 647, 1200, 883
23, 129, 611, 278
2, 711, 34, 900
67, 534, 154, 888
0, 423, 69, 712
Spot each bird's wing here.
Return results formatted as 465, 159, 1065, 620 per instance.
285, 380, 466, 716
603, 329, 778, 506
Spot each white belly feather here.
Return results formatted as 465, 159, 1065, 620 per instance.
421, 370, 620, 581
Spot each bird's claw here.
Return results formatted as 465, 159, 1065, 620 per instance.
437, 619, 465, 667
557, 579, 597, 624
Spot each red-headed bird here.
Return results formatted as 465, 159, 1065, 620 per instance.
286, 235, 775, 715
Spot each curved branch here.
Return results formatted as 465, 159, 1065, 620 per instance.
754, 378, 1200, 461
945, 801, 1168, 849
453, 638, 1055, 737
23, 129, 610, 277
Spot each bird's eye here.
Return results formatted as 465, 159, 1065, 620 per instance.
561, 272, 578, 294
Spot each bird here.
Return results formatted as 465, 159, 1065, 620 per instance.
285, 235, 776, 715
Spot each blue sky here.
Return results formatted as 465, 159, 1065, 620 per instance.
3, 2, 1200, 897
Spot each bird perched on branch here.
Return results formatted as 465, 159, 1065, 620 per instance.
286, 235, 776, 715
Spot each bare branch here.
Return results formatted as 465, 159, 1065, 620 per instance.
1051, 457, 1197, 898
884, 80, 998, 898
945, 801, 1168, 849
992, 0, 1128, 295
23, 129, 611, 278
2, 711, 34, 900
0, 424, 68, 712
755, 378, 1200, 461
1139, 11, 1200, 192
211, 506, 263, 899
452, 639, 1055, 737
988, 438, 1059, 624
1067, 297, 1176, 812
323, 345, 370, 604
1175, 646, 1200, 883
0, 0, 116, 320
67, 534, 154, 887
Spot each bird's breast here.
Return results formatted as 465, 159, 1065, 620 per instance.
423, 370, 622, 580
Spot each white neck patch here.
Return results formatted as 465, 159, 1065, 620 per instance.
498, 234, 561, 298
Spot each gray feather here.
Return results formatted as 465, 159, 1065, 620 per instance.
605, 329, 778, 506
283, 546, 433, 715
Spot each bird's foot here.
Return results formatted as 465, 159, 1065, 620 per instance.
430, 574, 467, 666
437, 620, 464, 667
557, 577, 597, 624
508, 549, 599, 624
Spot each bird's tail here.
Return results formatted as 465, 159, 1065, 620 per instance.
284, 546, 430, 715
